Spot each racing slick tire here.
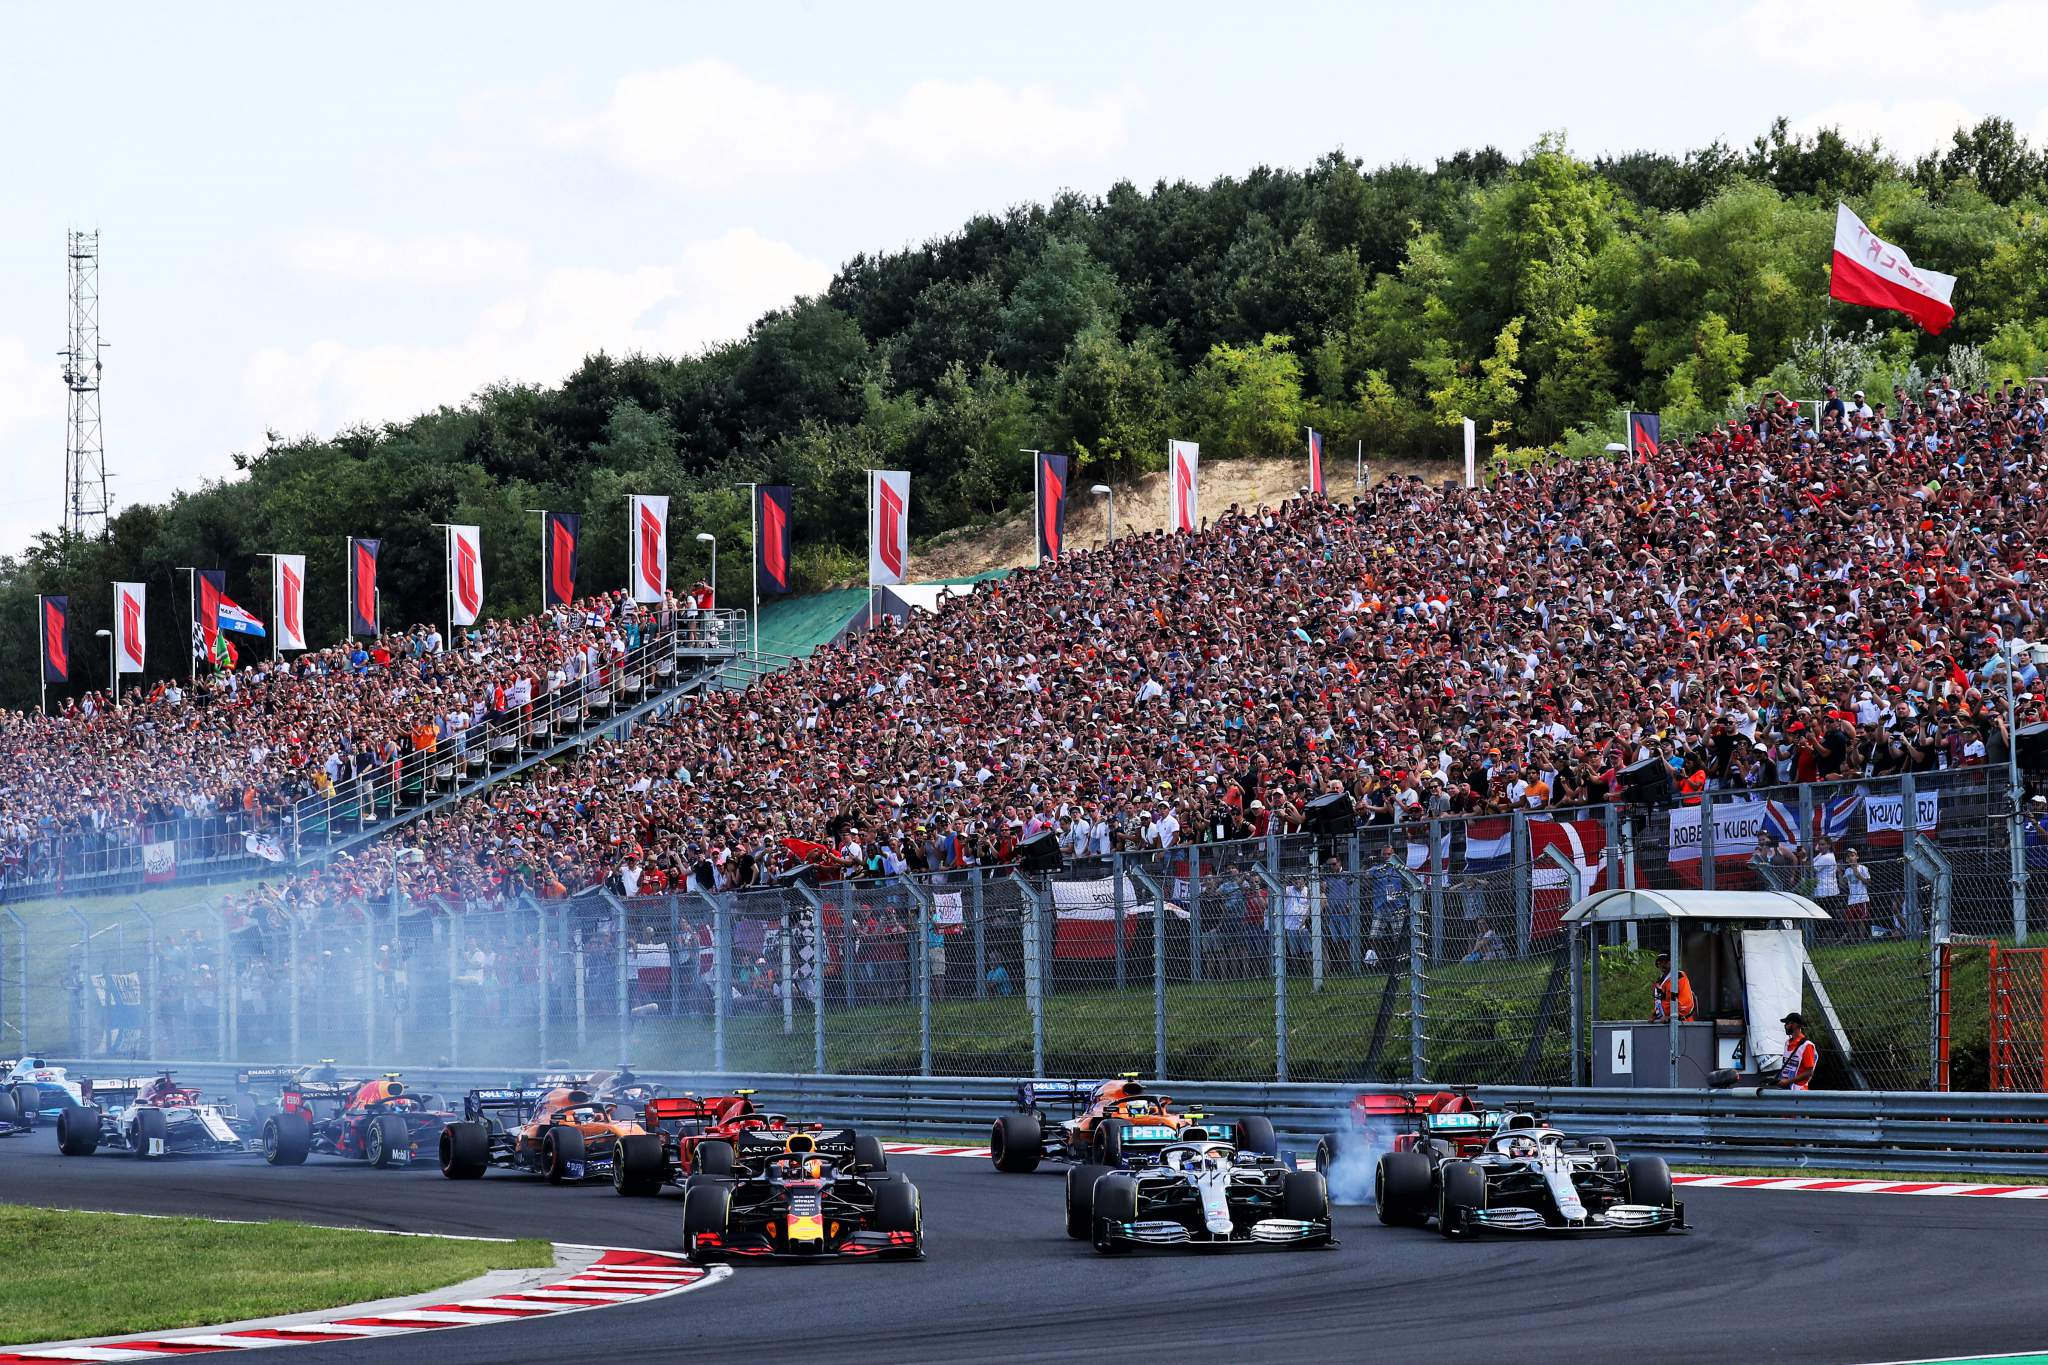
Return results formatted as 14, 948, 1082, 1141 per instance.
366, 1113, 409, 1169
694, 1138, 736, 1178
1438, 1160, 1486, 1240
613, 1133, 666, 1197
1314, 1130, 1340, 1174
130, 1107, 168, 1160
263, 1111, 311, 1166
57, 1104, 100, 1156
1375, 1150, 1434, 1227
683, 1178, 733, 1264
439, 1120, 490, 1179
854, 1133, 888, 1174
1066, 1163, 1113, 1240
1585, 1135, 1621, 1175
1090, 1173, 1139, 1254
1283, 1170, 1332, 1223
1232, 1115, 1278, 1155
990, 1113, 1042, 1173
0, 1090, 20, 1132
873, 1175, 922, 1255
1626, 1154, 1674, 1223
543, 1125, 587, 1185
9, 1085, 36, 1129
1093, 1117, 1128, 1167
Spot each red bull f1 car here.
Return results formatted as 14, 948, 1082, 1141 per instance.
990, 1076, 1278, 1171
56, 1074, 258, 1159
261, 1074, 453, 1169
682, 1126, 921, 1263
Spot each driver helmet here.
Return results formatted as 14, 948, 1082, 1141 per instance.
1506, 1135, 1538, 1158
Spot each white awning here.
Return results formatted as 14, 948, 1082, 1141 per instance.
1559, 888, 1829, 925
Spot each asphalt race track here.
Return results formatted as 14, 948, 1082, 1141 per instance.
2, 1139, 2042, 1364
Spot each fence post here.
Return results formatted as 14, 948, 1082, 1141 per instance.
917, 885, 933, 1078
1511, 810, 1530, 957
794, 882, 828, 1074
780, 901, 796, 1039
1347, 833, 1363, 975
447, 911, 463, 1069
1568, 925, 1584, 1087
1188, 845, 1203, 983
1254, 864, 1287, 1083
840, 881, 857, 1009
135, 908, 157, 1063
210, 907, 225, 1064
1129, 867, 1168, 1080
535, 904, 551, 1066
1901, 772, 1921, 938
1700, 790, 1716, 893
1018, 874, 1046, 1078
362, 911, 375, 1066
1112, 854, 1127, 991
971, 867, 987, 1002
2, 910, 21, 1055
712, 893, 730, 1073
614, 894, 630, 1069
1407, 872, 1426, 1082
288, 917, 301, 1068
574, 917, 588, 1056
1428, 819, 1447, 962
668, 898, 684, 1023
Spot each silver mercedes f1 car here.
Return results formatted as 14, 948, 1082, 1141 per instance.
1067, 1138, 1334, 1253
1376, 1109, 1683, 1237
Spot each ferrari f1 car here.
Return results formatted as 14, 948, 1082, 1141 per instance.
438, 1080, 648, 1184
1374, 1105, 1683, 1237
681, 1126, 921, 1262
1067, 1138, 1333, 1253
612, 1090, 890, 1197
989, 1075, 1277, 1172
55, 1074, 258, 1158
260, 1073, 454, 1168
0, 1056, 86, 1133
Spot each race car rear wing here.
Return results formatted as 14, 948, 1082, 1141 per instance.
643, 1094, 770, 1124
463, 1087, 546, 1124
80, 1076, 168, 1102
733, 1126, 856, 1169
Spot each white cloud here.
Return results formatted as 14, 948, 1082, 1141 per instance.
1709, 1, 2048, 90
1791, 97, 1980, 155
543, 59, 1147, 194
241, 227, 833, 439
280, 227, 533, 288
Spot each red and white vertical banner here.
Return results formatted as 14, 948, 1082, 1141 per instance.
869, 470, 909, 586
1306, 427, 1325, 496
1169, 439, 1199, 533
273, 554, 307, 652
629, 494, 668, 603
446, 523, 483, 626
113, 581, 146, 673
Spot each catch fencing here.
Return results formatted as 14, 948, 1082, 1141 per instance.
7, 768, 2026, 1093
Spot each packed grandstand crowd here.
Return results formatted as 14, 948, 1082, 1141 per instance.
8, 377, 2048, 928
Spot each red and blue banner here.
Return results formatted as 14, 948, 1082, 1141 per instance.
1626, 411, 1661, 459
755, 485, 793, 596
543, 512, 581, 609
38, 594, 68, 685
1035, 453, 1069, 564
347, 538, 381, 637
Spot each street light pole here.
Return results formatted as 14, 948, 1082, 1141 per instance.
2002, 639, 2038, 942
734, 483, 758, 659
1091, 484, 1114, 549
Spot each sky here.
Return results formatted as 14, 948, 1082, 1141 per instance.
3, 0, 2046, 556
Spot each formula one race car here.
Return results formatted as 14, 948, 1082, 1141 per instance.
1374, 1106, 1682, 1237
55, 1074, 258, 1159
0, 1056, 86, 1132
260, 1074, 454, 1169
438, 1080, 648, 1184
613, 1090, 890, 1197
1314, 1089, 1495, 1189
1067, 1137, 1333, 1254
681, 1126, 921, 1263
989, 1075, 1277, 1172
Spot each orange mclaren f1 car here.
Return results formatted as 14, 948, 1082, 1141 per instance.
989, 1074, 1278, 1172
437, 1080, 647, 1184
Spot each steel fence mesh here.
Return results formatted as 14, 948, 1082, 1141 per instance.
1989, 946, 2046, 1092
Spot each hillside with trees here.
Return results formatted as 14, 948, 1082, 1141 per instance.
8, 115, 2048, 706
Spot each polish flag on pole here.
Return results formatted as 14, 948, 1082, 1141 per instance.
629, 495, 668, 603
447, 524, 483, 626
273, 555, 307, 652
114, 581, 146, 673
869, 470, 909, 586
1169, 439, 1199, 533
1829, 202, 1957, 335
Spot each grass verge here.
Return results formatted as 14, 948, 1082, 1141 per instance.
0, 1206, 551, 1346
